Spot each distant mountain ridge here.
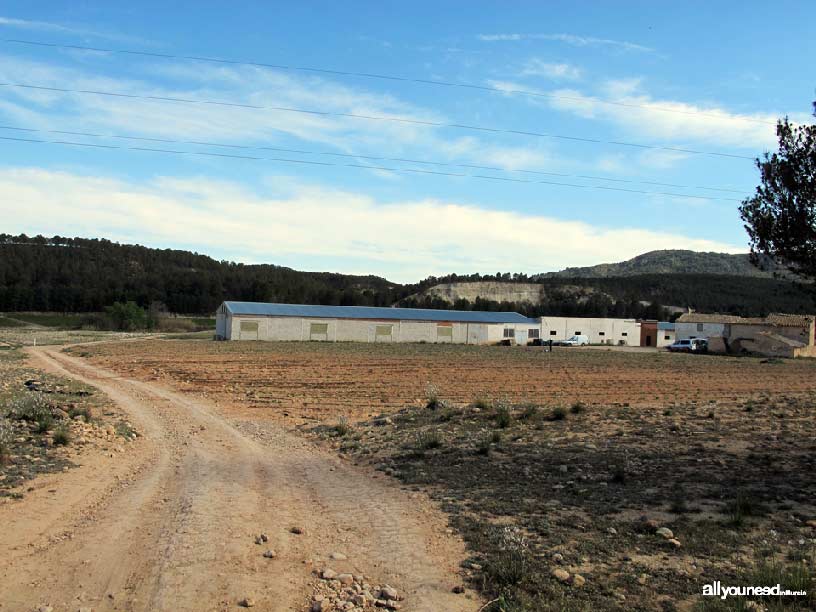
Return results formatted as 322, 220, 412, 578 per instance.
539, 250, 780, 279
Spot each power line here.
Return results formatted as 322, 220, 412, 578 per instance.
0, 81, 758, 161
2, 38, 779, 127
0, 134, 743, 202
0, 123, 747, 194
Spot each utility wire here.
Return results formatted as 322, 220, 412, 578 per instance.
0, 81, 758, 161
0, 123, 747, 194
2, 38, 779, 127
0, 134, 743, 202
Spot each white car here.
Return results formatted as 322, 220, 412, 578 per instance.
559, 335, 589, 346
667, 338, 708, 353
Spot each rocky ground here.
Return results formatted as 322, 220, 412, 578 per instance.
0, 348, 138, 499
305, 389, 816, 611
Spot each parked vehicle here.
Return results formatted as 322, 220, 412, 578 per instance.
667, 338, 708, 353
558, 335, 589, 346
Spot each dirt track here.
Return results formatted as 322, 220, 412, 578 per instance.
0, 348, 475, 612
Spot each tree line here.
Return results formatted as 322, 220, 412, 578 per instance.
1, 234, 813, 318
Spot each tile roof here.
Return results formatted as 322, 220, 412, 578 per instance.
676, 312, 813, 327
223, 301, 536, 324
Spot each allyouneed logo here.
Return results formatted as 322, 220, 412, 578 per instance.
702, 581, 807, 600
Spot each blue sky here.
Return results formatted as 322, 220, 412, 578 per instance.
0, 2, 813, 282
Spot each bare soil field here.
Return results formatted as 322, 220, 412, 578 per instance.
71, 339, 816, 611
76, 339, 816, 422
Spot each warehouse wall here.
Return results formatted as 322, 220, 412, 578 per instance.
538, 317, 640, 345
227, 316, 511, 344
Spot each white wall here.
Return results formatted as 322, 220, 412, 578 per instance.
225, 316, 529, 344
675, 322, 724, 341
656, 329, 676, 347
538, 317, 640, 345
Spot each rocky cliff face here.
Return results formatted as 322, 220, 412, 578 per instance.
420, 282, 544, 303
413, 281, 611, 305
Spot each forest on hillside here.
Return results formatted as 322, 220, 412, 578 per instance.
1, 234, 813, 318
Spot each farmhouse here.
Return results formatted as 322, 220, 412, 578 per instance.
676, 312, 816, 358
216, 301, 539, 344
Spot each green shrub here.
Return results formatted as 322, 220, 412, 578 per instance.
724, 491, 764, 528
34, 411, 54, 433
415, 429, 443, 450
68, 405, 93, 422
52, 425, 71, 446
548, 406, 567, 421
9, 393, 52, 423
104, 301, 148, 331
518, 404, 539, 421
494, 400, 512, 428
485, 528, 530, 588
611, 461, 627, 483
473, 396, 491, 410
334, 416, 351, 436
425, 383, 443, 410
0, 417, 13, 460
570, 401, 585, 415
115, 420, 137, 438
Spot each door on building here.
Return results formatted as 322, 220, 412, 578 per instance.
514, 330, 526, 346
645, 335, 652, 346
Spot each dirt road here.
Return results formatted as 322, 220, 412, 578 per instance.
0, 348, 476, 612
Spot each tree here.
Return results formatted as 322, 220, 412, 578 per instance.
739, 102, 816, 279
105, 301, 147, 331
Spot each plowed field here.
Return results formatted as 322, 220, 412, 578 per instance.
75, 340, 816, 422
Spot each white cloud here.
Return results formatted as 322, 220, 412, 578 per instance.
0, 167, 745, 282
489, 76, 791, 151
477, 33, 654, 53
547, 81, 784, 150
519, 59, 582, 80
0, 54, 570, 177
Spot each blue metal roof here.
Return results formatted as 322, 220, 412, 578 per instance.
223, 301, 534, 324
657, 321, 676, 330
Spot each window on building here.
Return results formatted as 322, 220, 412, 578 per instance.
664, 335, 671, 340
574, 331, 582, 335
549, 330, 557, 336
621, 332, 628, 337
528, 329, 540, 339
375, 324, 393, 337
696, 323, 704, 332
503, 328, 514, 338
437, 325, 453, 339
309, 322, 329, 340
598, 331, 605, 336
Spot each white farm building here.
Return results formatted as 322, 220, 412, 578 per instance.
216, 301, 539, 344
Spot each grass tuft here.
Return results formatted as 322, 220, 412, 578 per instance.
415, 429, 443, 450
494, 400, 512, 429
52, 425, 71, 446
334, 416, 352, 437
547, 406, 567, 421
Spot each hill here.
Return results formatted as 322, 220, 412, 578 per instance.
402, 275, 816, 320
1, 234, 813, 319
0, 234, 403, 314
538, 250, 780, 279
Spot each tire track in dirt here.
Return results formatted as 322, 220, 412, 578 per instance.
0, 347, 478, 611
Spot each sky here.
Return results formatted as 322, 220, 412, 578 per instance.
0, 1, 814, 283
